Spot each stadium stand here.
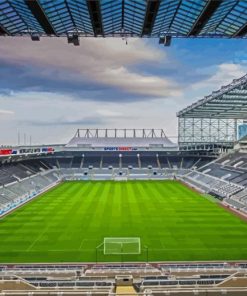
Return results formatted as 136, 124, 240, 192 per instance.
182, 170, 243, 198
178, 150, 247, 211
40, 153, 214, 170
1, 263, 247, 295
2, 143, 245, 218
0, 170, 59, 216
102, 155, 120, 168
3, 128, 247, 219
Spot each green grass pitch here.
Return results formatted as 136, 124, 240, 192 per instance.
1, 180, 247, 263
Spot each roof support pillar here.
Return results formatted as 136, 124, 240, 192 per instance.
87, 0, 103, 36
142, 0, 160, 36
188, 0, 222, 36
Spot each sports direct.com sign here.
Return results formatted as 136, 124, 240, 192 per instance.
104, 147, 138, 151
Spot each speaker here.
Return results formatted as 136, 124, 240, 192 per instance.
31, 34, 40, 41
67, 34, 80, 46
72, 34, 80, 46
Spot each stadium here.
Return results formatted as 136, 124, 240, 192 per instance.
2, 0, 247, 295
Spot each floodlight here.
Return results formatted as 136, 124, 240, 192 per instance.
72, 34, 79, 46
164, 35, 172, 46
67, 34, 80, 46
31, 33, 40, 41
67, 35, 73, 44
159, 35, 172, 46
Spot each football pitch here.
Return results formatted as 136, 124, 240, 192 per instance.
1, 180, 247, 263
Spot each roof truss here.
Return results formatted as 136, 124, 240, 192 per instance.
142, 0, 160, 36
87, 0, 103, 36
177, 75, 247, 119
0, 0, 247, 39
188, 0, 223, 36
0, 25, 8, 35
25, 0, 56, 35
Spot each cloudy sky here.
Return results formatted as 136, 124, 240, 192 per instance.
0, 37, 247, 145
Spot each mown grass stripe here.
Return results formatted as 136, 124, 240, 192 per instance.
0, 180, 247, 263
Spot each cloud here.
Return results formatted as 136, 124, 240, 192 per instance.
0, 109, 14, 115
0, 91, 179, 145
22, 117, 104, 127
1, 38, 247, 146
191, 63, 247, 91
96, 109, 123, 117
167, 62, 247, 114
97, 66, 181, 97
0, 38, 181, 99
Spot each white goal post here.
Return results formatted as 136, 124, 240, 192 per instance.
103, 237, 141, 255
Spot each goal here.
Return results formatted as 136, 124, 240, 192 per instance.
103, 237, 141, 255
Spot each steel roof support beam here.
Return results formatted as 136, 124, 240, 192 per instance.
121, 0, 124, 30
177, 74, 247, 117
233, 22, 247, 37
0, 25, 8, 35
87, 0, 103, 36
142, 0, 160, 36
64, 0, 76, 29
188, 0, 223, 36
25, 0, 55, 35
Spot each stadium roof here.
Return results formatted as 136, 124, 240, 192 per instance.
66, 128, 177, 147
177, 74, 247, 119
66, 136, 176, 147
1, 0, 247, 42
73, 128, 169, 138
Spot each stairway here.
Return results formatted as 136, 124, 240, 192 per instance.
116, 285, 137, 295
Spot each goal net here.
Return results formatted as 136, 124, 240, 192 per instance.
103, 237, 141, 255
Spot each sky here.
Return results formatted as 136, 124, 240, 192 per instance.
0, 37, 247, 145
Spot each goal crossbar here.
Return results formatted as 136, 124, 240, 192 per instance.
103, 237, 141, 255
